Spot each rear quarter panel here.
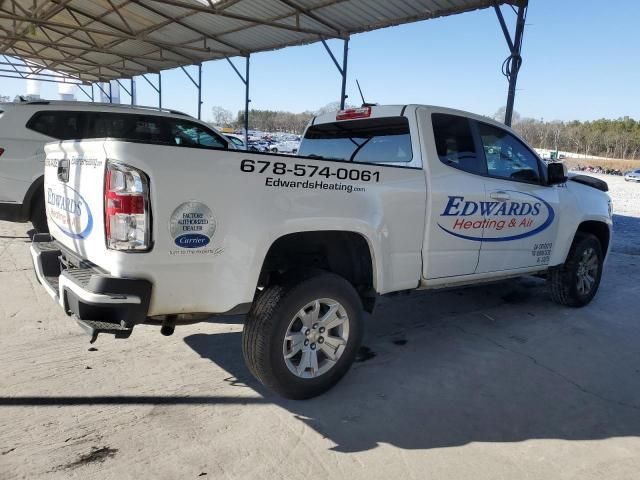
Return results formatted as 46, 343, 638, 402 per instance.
93, 141, 426, 315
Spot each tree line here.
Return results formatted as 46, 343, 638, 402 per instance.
511, 115, 640, 160
210, 102, 350, 134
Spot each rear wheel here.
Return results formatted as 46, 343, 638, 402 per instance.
30, 188, 48, 233
242, 272, 363, 399
548, 233, 603, 307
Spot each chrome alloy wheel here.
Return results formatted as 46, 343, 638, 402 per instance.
282, 298, 350, 379
576, 247, 599, 295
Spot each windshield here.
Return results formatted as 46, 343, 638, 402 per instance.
298, 116, 412, 164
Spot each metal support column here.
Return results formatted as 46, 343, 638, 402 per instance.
244, 55, 250, 145
226, 55, 251, 145
77, 84, 93, 101
494, 1, 528, 126
158, 72, 162, 109
91, 84, 94, 102
131, 78, 135, 105
95, 82, 112, 103
180, 64, 203, 119
108, 81, 113, 104
116, 79, 133, 105
141, 73, 162, 110
321, 37, 350, 108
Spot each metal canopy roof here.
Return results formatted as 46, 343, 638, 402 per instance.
0, 0, 523, 83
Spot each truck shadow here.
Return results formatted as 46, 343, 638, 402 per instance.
185, 275, 640, 453
612, 214, 640, 255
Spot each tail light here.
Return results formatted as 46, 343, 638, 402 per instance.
336, 107, 371, 120
105, 161, 151, 251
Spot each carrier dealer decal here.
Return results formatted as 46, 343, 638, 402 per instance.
438, 191, 555, 242
46, 184, 93, 239
169, 201, 217, 252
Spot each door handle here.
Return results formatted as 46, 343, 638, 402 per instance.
490, 191, 510, 201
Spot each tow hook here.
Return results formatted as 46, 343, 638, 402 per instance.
160, 315, 177, 336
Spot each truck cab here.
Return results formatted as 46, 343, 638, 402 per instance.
30, 104, 612, 399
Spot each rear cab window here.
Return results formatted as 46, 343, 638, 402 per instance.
298, 116, 413, 166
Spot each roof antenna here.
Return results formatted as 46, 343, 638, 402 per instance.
356, 79, 376, 107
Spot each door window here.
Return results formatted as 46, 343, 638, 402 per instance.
432, 113, 485, 175
168, 120, 227, 149
477, 122, 541, 183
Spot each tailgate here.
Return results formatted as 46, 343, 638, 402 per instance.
44, 140, 107, 259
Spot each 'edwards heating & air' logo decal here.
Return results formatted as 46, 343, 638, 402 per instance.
437, 191, 554, 242
46, 185, 93, 239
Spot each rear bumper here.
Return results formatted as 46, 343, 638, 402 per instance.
30, 234, 152, 339
0, 202, 28, 222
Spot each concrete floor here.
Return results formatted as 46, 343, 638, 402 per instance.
1, 217, 639, 480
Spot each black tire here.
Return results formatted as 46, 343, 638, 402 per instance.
242, 271, 363, 399
30, 188, 48, 233
548, 233, 603, 307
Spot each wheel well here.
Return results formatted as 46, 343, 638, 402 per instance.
577, 221, 610, 256
259, 231, 376, 312
20, 176, 44, 221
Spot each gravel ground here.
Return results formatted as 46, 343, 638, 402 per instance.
1, 176, 639, 480
578, 173, 640, 255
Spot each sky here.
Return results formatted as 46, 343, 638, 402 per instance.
1, 0, 638, 123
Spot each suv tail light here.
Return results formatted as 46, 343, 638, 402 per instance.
336, 107, 371, 120
105, 161, 151, 251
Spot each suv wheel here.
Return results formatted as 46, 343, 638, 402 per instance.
242, 272, 363, 399
30, 188, 48, 233
548, 233, 603, 307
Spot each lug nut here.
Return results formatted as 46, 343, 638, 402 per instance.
311, 343, 316, 350
305, 329, 310, 336
312, 323, 318, 330
318, 337, 324, 344
304, 339, 309, 346
319, 327, 325, 334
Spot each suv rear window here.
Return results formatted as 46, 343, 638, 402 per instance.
298, 116, 412, 164
26, 111, 83, 140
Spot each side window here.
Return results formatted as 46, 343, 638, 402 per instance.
27, 111, 83, 140
477, 122, 541, 183
86, 113, 168, 143
167, 120, 227, 149
229, 137, 245, 148
432, 113, 485, 175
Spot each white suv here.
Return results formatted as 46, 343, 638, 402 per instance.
0, 100, 230, 231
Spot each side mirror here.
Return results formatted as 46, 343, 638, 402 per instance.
547, 162, 568, 185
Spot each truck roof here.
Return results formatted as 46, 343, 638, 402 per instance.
311, 104, 515, 134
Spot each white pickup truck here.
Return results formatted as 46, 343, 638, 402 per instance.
31, 105, 612, 399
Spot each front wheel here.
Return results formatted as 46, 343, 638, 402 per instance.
242, 272, 363, 399
548, 233, 603, 307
